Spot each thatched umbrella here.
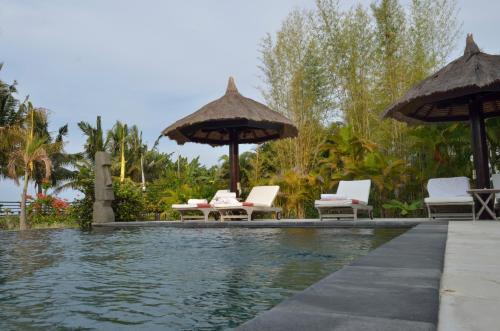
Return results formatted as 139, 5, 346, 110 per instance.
383, 34, 500, 191
162, 77, 298, 195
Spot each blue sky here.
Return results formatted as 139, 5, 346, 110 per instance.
1, 0, 499, 200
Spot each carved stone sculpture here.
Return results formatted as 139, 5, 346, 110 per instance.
93, 152, 115, 223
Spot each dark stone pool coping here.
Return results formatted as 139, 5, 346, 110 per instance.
93, 218, 430, 229
236, 222, 448, 331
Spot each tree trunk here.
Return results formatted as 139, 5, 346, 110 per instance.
120, 145, 125, 182
140, 154, 146, 191
19, 170, 30, 230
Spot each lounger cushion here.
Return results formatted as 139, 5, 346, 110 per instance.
427, 177, 470, 198
188, 199, 208, 205
424, 196, 473, 204
315, 199, 367, 207
336, 180, 371, 203
320, 194, 348, 200
246, 186, 279, 207
214, 202, 269, 208
492, 174, 500, 201
172, 204, 196, 209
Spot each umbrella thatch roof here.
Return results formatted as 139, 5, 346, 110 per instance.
162, 77, 298, 146
383, 34, 500, 123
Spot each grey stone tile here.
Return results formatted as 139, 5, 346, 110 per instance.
278, 283, 439, 323
327, 265, 442, 289
351, 251, 443, 270
239, 309, 436, 331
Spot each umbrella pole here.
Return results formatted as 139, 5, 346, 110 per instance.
469, 97, 490, 189
229, 131, 240, 197
469, 97, 492, 219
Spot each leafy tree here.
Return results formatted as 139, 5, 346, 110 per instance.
6, 127, 54, 229
106, 121, 128, 182
77, 116, 106, 162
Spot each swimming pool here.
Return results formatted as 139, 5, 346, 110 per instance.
0, 227, 404, 330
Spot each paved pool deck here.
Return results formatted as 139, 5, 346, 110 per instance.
93, 218, 431, 229
438, 221, 500, 331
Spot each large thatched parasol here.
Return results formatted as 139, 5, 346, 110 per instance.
383, 34, 500, 192
162, 77, 298, 195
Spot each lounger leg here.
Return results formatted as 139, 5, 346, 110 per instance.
426, 204, 432, 220
317, 208, 323, 221
203, 210, 210, 222
179, 211, 184, 222
353, 208, 358, 220
247, 210, 253, 221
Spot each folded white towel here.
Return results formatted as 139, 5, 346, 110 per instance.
214, 197, 239, 205
320, 194, 348, 200
214, 202, 243, 207
187, 199, 208, 205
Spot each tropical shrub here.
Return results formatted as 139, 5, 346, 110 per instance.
70, 192, 94, 230
0, 216, 20, 230
382, 200, 422, 217
112, 179, 145, 222
27, 193, 74, 225
66, 163, 95, 230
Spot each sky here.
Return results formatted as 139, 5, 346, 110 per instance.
1, 0, 499, 200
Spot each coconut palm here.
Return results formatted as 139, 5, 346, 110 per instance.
77, 116, 106, 162
20, 102, 73, 194
0, 66, 24, 178
126, 125, 147, 189
106, 121, 128, 182
45, 125, 81, 193
0, 63, 21, 128
7, 132, 53, 230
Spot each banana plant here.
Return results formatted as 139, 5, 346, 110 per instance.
383, 199, 422, 217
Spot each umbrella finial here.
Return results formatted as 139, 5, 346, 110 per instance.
226, 76, 239, 94
464, 33, 480, 57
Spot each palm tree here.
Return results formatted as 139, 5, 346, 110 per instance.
77, 116, 106, 162
0, 63, 21, 128
19, 102, 72, 194
45, 125, 81, 193
127, 126, 147, 190
0, 65, 24, 178
7, 132, 52, 230
106, 121, 128, 182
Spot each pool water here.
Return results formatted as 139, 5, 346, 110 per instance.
0, 227, 405, 330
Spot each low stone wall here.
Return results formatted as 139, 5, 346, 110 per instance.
237, 222, 448, 331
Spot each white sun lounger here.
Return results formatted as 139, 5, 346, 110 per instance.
492, 174, 500, 213
215, 186, 282, 221
315, 180, 373, 220
425, 177, 475, 220
172, 190, 230, 221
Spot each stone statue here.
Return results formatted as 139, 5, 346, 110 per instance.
93, 152, 115, 223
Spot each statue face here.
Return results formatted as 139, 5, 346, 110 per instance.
95, 152, 114, 201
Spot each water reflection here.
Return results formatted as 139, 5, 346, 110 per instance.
0, 227, 404, 330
